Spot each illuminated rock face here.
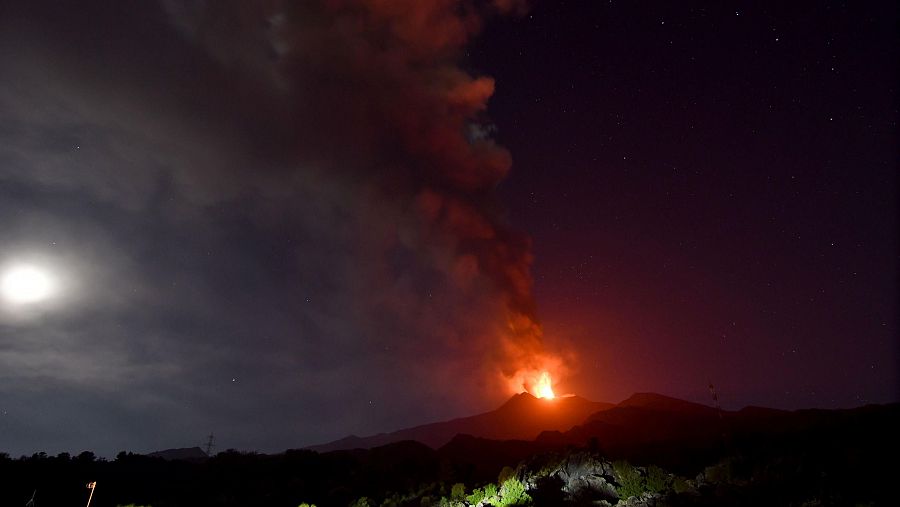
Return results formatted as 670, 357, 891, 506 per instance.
517, 450, 619, 503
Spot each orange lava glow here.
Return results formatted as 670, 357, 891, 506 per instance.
533, 371, 556, 399
504, 349, 567, 400
508, 366, 561, 399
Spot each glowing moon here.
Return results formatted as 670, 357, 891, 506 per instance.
1, 264, 56, 304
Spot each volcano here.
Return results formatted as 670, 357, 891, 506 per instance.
307, 390, 900, 472
307, 393, 613, 452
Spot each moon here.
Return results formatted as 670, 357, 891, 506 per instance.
1, 264, 57, 304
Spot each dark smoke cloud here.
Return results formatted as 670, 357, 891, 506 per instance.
0, 0, 560, 456
161, 0, 559, 388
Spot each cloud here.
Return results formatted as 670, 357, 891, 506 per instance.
0, 0, 554, 457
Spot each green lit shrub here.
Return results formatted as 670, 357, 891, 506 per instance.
350, 497, 372, 507
645, 465, 670, 493
483, 483, 500, 505
450, 483, 466, 501
498, 478, 531, 506
438, 496, 466, 507
466, 487, 485, 505
498, 466, 515, 484
613, 460, 645, 499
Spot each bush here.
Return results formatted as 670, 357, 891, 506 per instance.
673, 476, 691, 494
466, 487, 485, 505
350, 497, 372, 507
483, 483, 500, 506
645, 465, 670, 493
498, 478, 531, 506
438, 497, 466, 507
613, 460, 645, 499
450, 483, 466, 501
498, 466, 515, 484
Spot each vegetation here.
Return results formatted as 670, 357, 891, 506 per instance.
450, 482, 466, 501
644, 465, 671, 493
482, 483, 498, 503
496, 478, 531, 506
497, 466, 515, 484
672, 475, 691, 494
351, 473, 531, 507
609, 460, 676, 500
465, 487, 485, 505
612, 460, 645, 499
1, 402, 894, 506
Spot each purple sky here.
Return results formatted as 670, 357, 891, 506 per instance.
0, 0, 896, 458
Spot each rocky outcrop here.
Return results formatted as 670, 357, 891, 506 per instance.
518, 451, 618, 503
515, 450, 676, 506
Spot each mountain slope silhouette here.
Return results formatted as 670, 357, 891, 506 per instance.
308, 393, 612, 452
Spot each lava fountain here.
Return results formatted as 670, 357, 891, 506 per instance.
507, 360, 563, 400
532, 371, 555, 399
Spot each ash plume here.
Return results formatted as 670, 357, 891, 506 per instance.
0, 0, 559, 454
162, 0, 560, 396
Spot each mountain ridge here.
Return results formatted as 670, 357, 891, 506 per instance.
307, 392, 613, 452
309, 391, 854, 454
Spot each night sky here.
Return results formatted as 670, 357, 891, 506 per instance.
1, 0, 896, 458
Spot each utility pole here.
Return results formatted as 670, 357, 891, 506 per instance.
25, 490, 35, 506
204, 433, 216, 457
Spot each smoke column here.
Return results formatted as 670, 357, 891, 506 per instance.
163, 0, 565, 400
